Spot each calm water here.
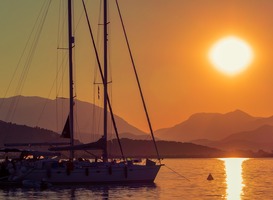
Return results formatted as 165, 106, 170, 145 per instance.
0, 158, 273, 199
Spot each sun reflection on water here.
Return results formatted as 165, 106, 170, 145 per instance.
221, 158, 248, 200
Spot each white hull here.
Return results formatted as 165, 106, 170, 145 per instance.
11, 160, 161, 184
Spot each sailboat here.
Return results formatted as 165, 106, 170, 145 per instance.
5, 0, 162, 184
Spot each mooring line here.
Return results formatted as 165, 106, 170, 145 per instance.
164, 165, 190, 182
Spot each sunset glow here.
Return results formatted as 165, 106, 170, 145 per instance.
1, 1, 273, 199
209, 36, 253, 76
2, 1, 273, 132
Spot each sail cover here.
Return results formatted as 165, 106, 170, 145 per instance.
49, 137, 105, 151
61, 116, 70, 138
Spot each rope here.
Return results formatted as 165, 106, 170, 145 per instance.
164, 165, 191, 182
82, 0, 125, 161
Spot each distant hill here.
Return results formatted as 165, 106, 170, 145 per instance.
192, 125, 273, 152
155, 110, 273, 142
0, 96, 149, 143
109, 138, 225, 158
0, 120, 73, 151
0, 120, 226, 158
2, 96, 273, 153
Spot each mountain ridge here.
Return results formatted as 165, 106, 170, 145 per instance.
1, 96, 273, 152
191, 125, 273, 151
155, 109, 269, 142
0, 95, 149, 143
0, 120, 226, 158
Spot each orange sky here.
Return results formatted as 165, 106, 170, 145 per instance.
1, 0, 273, 132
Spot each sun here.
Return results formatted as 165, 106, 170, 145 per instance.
209, 36, 253, 76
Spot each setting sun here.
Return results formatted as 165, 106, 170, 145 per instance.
209, 36, 253, 76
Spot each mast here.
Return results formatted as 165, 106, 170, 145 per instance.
103, 0, 108, 162
68, 0, 74, 159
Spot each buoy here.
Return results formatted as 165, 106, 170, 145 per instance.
207, 173, 214, 181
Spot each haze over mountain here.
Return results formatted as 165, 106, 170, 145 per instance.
192, 125, 273, 152
0, 120, 225, 158
155, 110, 273, 152
0, 96, 149, 143
1, 96, 273, 152
155, 110, 273, 141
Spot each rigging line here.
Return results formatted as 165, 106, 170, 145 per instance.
94, 0, 103, 86
56, 0, 64, 134
74, 0, 90, 34
71, 0, 77, 100
74, 103, 83, 143
57, 0, 67, 50
82, 0, 125, 161
91, 83, 96, 140
82, 0, 123, 158
92, 87, 102, 142
115, 0, 161, 162
56, 0, 64, 133
106, 1, 112, 85
84, 150, 100, 159
164, 165, 191, 182
56, 0, 68, 135
56, 1, 83, 144
91, 0, 103, 89
9, 0, 53, 122
0, 0, 50, 116
5, 0, 53, 122
55, 54, 69, 98
35, 57, 68, 128
16, 0, 52, 96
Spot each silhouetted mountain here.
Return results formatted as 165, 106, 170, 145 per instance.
0, 96, 148, 143
155, 110, 266, 141
192, 125, 273, 152
0, 120, 226, 158
108, 138, 225, 158
0, 120, 73, 151
2, 96, 273, 153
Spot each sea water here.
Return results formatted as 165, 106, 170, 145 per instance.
0, 158, 273, 199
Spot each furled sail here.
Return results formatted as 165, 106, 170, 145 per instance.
49, 137, 105, 151
61, 116, 70, 138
